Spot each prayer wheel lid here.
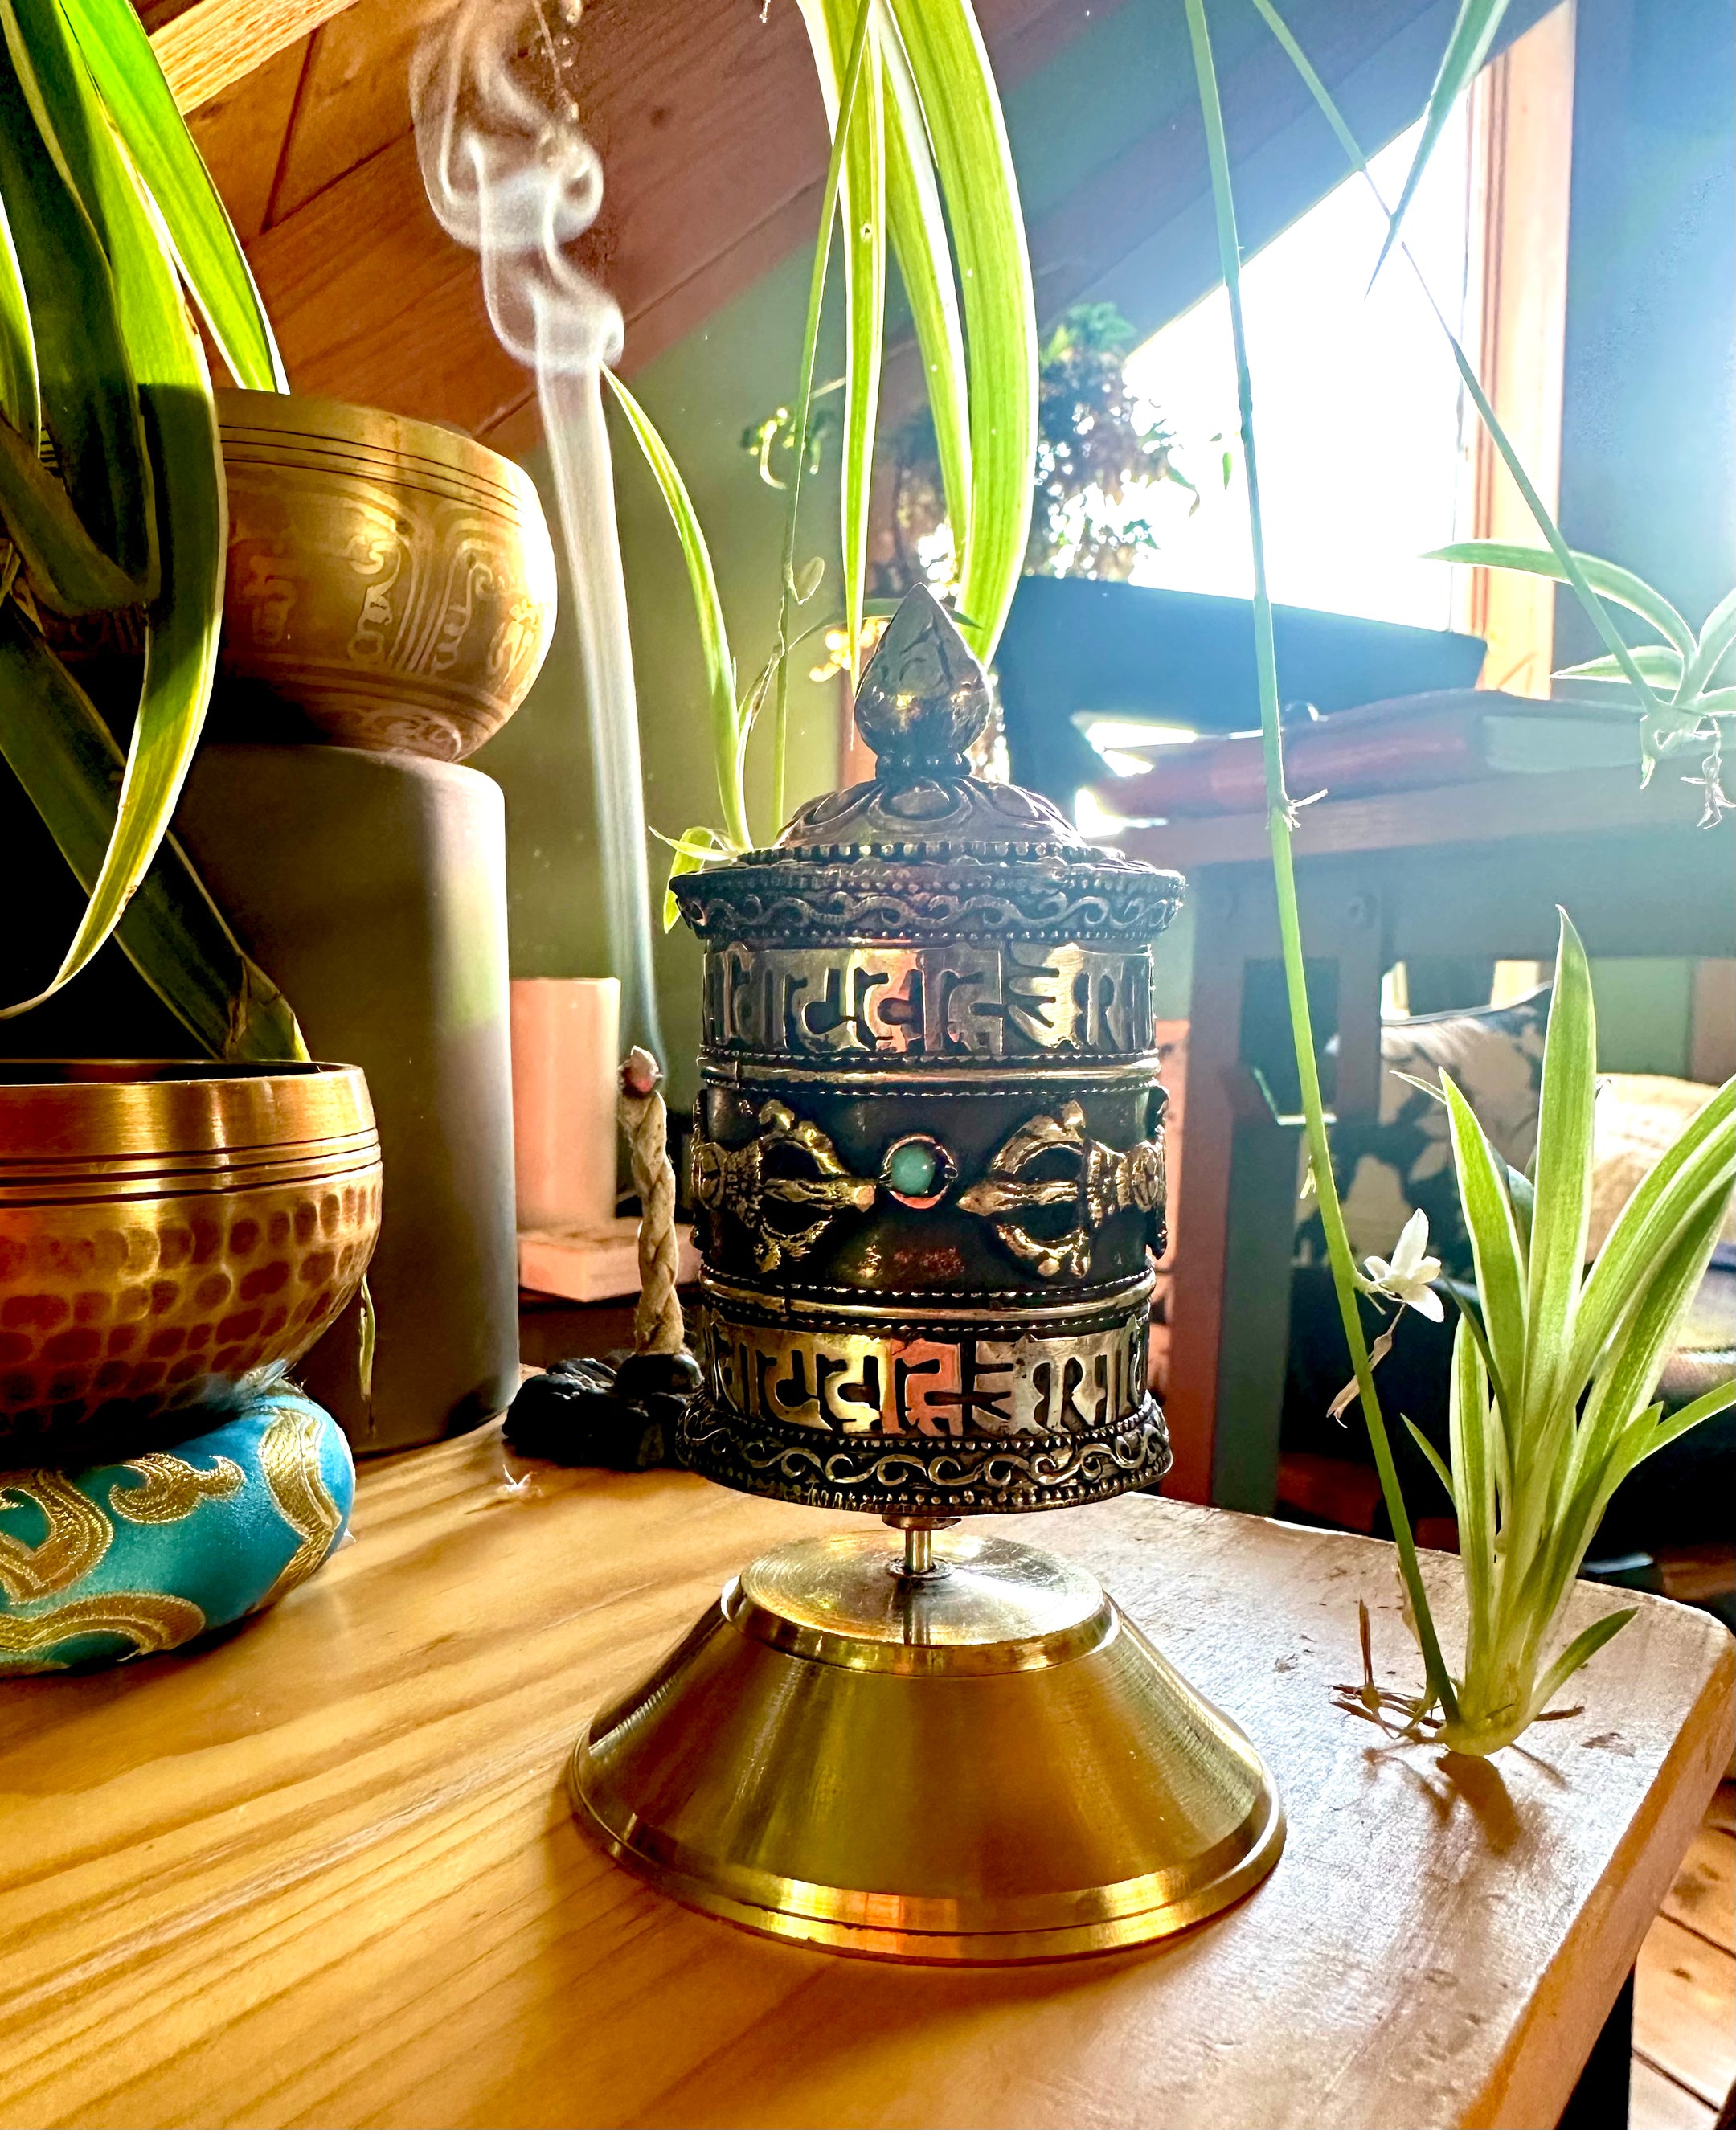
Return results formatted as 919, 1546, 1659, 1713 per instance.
674, 587, 1182, 941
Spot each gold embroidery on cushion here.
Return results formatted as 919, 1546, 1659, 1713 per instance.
108, 1454, 245, 1524
0, 1591, 203, 1665
0, 1472, 113, 1602
257, 1403, 342, 1606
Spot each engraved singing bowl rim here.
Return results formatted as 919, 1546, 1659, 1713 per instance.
215, 387, 542, 521
0, 1060, 378, 1176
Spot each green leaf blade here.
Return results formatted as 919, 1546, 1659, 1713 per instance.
1427, 540, 1697, 660
1374, 0, 1510, 282
797, 0, 885, 679
601, 366, 745, 851
881, 16, 970, 576
0, 188, 38, 439
2, 0, 224, 1007
57, 0, 286, 391
0, 6, 152, 586
0, 608, 304, 1059
1522, 911, 1596, 1425
884, 0, 1035, 663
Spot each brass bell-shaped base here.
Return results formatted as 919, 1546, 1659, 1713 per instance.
571, 1526, 1283, 1962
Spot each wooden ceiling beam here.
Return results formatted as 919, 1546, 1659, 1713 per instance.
145, 0, 364, 114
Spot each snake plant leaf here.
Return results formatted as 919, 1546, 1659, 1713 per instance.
1427, 541, 1697, 661
57, 0, 287, 392
796, 0, 885, 683
4, 0, 225, 1008
0, 607, 305, 1059
0, 410, 145, 610
881, 12, 970, 584
883, 0, 1034, 663
0, 10, 152, 589
600, 364, 746, 853
1373, 0, 1509, 284
0, 190, 37, 440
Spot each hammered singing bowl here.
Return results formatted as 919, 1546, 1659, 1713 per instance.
214, 389, 558, 762
0, 1062, 381, 1446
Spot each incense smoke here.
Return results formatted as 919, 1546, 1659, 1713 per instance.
411, 0, 663, 1057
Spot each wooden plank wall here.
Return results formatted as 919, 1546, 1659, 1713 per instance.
180, 0, 1108, 456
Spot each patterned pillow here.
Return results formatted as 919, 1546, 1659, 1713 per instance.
1295, 987, 1551, 1280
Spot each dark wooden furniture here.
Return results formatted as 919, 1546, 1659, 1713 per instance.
1119, 764, 1736, 1509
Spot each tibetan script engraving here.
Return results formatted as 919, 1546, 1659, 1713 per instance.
697, 1309, 1145, 1440
703, 941, 1153, 1059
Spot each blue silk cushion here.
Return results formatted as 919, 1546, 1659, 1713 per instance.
0, 1384, 352, 1674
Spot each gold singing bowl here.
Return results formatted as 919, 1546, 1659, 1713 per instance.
573, 1527, 1284, 1961
215, 390, 558, 763
0, 1062, 381, 1445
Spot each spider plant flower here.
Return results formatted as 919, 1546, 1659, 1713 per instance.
1360, 1208, 1446, 1321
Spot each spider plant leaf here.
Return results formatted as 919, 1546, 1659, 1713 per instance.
1247, 9, 1670, 727
0, 10, 151, 588
1445, 1317, 1495, 1672
796, 0, 884, 682
881, 11, 969, 575
1554, 646, 1684, 689
661, 825, 731, 933
1582, 1189, 1732, 1459
0, 190, 37, 440
1185, 0, 1458, 1722
0, 606, 305, 1059
1427, 541, 1697, 662
57, 0, 286, 392
1373, 0, 1510, 285
601, 365, 745, 850
884, 0, 1035, 662
1529, 1606, 1636, 1720
1442, 1071, 1526, 1419
1570, 1076, 1735, 1389
1678, 585, 1736, 702
1629, 1375, 1736, 1464
1, 0, 223, 1008
0, 409, 145, 611
772, 0, 873, 828
1523, 911, 1596, 1424
1401, 1413, 1457, 1512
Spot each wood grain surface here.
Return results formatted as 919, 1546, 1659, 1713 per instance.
0, 1428, 1729, 2130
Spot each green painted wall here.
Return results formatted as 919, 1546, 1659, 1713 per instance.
473, 248, 840, 1109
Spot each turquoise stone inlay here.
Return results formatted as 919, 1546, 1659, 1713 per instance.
886, 1140, 940, 1198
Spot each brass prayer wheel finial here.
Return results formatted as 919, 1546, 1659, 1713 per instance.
850, 584, 992, 769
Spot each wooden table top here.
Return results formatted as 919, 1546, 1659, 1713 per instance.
2, 1427, 1730, 2130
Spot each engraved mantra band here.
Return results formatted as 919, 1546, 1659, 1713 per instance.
703, 941, 1154, 1060
694, 1305, 1149, 1442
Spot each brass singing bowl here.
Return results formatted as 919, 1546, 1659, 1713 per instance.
214, 390, 558, 763
0, 1062, 381, 1447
